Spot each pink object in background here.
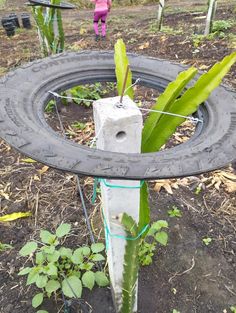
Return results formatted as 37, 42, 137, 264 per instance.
91, 0, 112, 12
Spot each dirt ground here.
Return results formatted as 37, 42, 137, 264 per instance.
0, 1, 236, 313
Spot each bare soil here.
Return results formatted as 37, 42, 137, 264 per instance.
0, 1, 236, 313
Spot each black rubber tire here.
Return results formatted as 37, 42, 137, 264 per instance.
0, 51, 236, 180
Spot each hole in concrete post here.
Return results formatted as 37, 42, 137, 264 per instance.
115, 131, 127, 142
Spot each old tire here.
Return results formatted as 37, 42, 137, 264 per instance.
0, 51, 235, 180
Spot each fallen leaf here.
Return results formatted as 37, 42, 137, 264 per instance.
153, 179, 179, 194
138, 42, 150, 50
21, 158, 37, 163
199, 64, 210, 70
33, 175, 40, 181
0, 212, 32, 222
38, 166, 49, 176
80, 27, 87, 35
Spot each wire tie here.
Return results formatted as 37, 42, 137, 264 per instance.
101, 207, 149, 250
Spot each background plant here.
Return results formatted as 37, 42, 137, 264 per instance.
18, 223, 109, 312
139, 220, 168, 266
32, 0, 65, 56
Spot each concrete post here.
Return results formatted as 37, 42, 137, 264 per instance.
93, 96, 143, 312
204, 0, 217, 35
157, 0, 165, 31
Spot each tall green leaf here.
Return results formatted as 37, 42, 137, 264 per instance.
138, 182, 150, 237
114, 39, 134, 99
142, 51, 236, 152
142, 67, 197, 147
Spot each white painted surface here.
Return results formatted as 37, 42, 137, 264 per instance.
93, 96, 143, 312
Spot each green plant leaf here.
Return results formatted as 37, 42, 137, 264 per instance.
36, 275, 48, 288
142, 67, 197, 148
79, 262, 94, 271
47, 251, 60, 263
59, 247, 73, 258
71, 248, 84, 265
56, 223, 71, 238
45, 280, 60, 293
47, 263, 58, 276
91, 254, 105, 262
26, 269, 40, 285
37, 311, 49, 313
138, 182, 150, 237
42, 245, 56, 254
32, 293, 44, 308
19, 242, 38, 256
18, 267, 32, 276
40, 230, 56, 244
82, 271, 95, 290
95, 271, 109, 287
142, 51, 236, 152
230, 306, 236, 313
114, 38, 134, 99
155, 231, 168, 246
36, 252, 45, 264
148, 220, 168, 235
82, 246, 90, 256
91, 243, 105, 253
62, 276, 82, 298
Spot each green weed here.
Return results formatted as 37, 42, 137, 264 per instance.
202, 237, 212, 246
18, 223, 108, 312
139, 220, 168, 266
168, 206, 182, 218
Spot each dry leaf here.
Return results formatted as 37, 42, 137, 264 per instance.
21, 158, 37, 163
199, 64, 210, 70
80, 28, 87, 35
153, 179, 179, 194
33, 175, 40, 181
205, 170, 236, 193
0, 212, 32, 222
138, 42, 150, 50
38, 166, 49, 176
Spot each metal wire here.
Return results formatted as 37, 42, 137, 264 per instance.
77, 177, 96, 244
52, 93, 96, 246
48, 90, 203, 123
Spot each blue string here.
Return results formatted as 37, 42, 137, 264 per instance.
102, 207, 149, 250
92, 178, 148, 250
92, 178, 144, 204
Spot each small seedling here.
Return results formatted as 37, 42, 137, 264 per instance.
230, 306, 236, 313
71, 121, 86, 130
18, 223, 108, 311
172, 310, 180, 313
195, 183, 202, 195
168, 206, 182, 218
0, 242, 13, 252
202, 237, 212, 246
139, 220, 168, 266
